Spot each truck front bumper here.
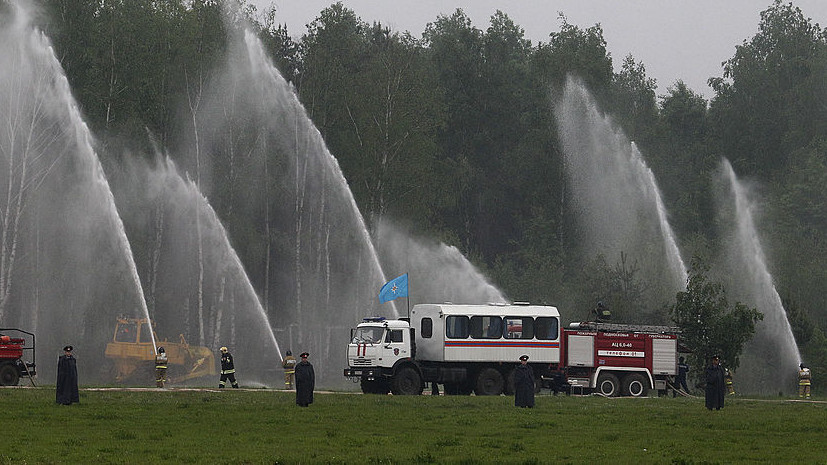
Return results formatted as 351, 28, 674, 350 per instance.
344, 368, 382, 379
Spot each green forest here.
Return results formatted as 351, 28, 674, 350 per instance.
12, 0, 827, 390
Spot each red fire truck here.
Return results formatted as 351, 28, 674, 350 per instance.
560, 321, 680, 397
0, 328, 36, 386
344, 303, 682, 397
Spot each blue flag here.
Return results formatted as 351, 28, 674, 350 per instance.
379, 273, 408, 303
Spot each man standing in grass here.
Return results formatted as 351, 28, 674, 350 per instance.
219, 346, 239, 388
514, 355, 535, 408
295, 352, 315, 407
155, 346, 168, 388
282, 350, 297, 390
56, 345, 79, 405
674, 356, 690, 397
724, 368, 735, 395
704, 355, 725, 410
798, 363, 811, 399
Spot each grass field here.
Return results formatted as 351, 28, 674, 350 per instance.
0, 386, 824, 464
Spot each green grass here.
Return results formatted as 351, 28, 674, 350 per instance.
1, 387, 825, 464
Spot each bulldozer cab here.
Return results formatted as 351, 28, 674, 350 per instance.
114, 318, 154, 343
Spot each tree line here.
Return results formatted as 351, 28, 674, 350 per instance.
34, 0, 827, 388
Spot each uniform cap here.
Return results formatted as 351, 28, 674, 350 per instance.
519, 355, 529, 361
300, 352, 309, 358
63, 345, 73, 352
286, 350, 292, 356
158, 347, 165, 353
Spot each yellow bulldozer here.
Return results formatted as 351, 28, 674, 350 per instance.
104, 317, 216, 384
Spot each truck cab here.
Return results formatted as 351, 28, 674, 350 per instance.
344, 317, 419, 394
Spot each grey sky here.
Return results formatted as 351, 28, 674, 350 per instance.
250, 0, 827, 99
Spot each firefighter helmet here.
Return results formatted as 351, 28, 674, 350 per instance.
220, 346, 228, 353
286, 350, 292, 356
158, 347, 165, 354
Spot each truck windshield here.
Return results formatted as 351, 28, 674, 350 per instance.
352, 326, 384, 344
115, 323, 137, 342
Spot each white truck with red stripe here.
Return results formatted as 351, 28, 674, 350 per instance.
344, 303, 681, 396
345, 303, 560, 395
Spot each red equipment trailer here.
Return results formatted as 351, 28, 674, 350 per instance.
0, 328, 36, 386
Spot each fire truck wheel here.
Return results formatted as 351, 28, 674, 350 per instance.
622, 373, 648, 397
474, 368, 504, 396
0, 362, 19, 386
391, 367, 423, 395
596, 372, 620, 397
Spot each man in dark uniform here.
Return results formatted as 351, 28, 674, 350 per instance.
219, 346, 239, 388
56, 345, 79, 405
704, 355, 726, 410
514, 354, 535, 408
674, 356, 690, 397
295, 352, 315, 407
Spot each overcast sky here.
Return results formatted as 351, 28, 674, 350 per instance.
251, 0, 827, 98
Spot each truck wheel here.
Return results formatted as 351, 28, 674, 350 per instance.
596, 372, 620, 397
475, 368, 504, 396
0, 362, 20, 386
504, 369, 516, 395
391, 367, 423, 395
622, 373, 648, 397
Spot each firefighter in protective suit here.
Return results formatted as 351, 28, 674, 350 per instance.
724, 368, 735, 395
798, 363, 811, 399
282, 350, 297, 389
155, 347, 168, 388
219, 346, 239, 388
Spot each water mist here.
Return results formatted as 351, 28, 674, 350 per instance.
718, 159, 800, 393
0, 2, 154, 382
554, 76, 687, 302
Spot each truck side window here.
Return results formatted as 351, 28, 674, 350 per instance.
505, 317, 534, 339
470, 316, 502, 339
535, 317, 559, 340
446, 316, 469, 339
385, 329, 403, 343
421, 318, 433, 338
